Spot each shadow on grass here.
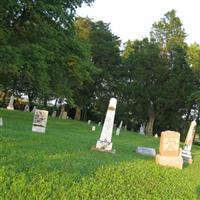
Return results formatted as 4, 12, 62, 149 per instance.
196, 186, 200, 199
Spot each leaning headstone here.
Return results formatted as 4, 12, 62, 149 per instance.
139, 123, 145, 135
24, 104, 29, 112
88, 120, 91, 124
7, 95, 14, 110
32, 109, 48, 133
31, 106, 36, 113
182, 120, 197, 164
94, 98, 117, 152
116, 121, 123, 136
52, 111, 57, 117
0, 117, 3, 126
156, 131, 183, 169
136, 146, 156, 156
92, 126, 96, 131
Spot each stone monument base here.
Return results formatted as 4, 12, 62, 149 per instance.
156, 154, 183, 169
96, 140, 112, 151
182, 149, 193, 164
7, 106, 14, 110
91, 146, 116, 154
32, 126, 46, 133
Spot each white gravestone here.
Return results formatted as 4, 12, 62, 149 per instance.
7, 95, 14, 110
92, 126, 96, 131
0, 117, 3, 126
182, 120, 197, 164
96, 98, 117, 151
52, 111, 57, 117
24, 104, 29, 112
98, 122, 101, 126
136, 146, 156, 156
139, 123, 145, 135
88, 120, 91, 124
32, 109, 48, 133
116, 121, 123, 135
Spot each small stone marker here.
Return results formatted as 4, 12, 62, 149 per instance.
95, 98, 117, 152
156, 131, 183, 169
116, 121, 123, 135
92, 126, 96, 131
182, 120, 197, 164
31, 106, 36, 113
52, 111, 57, 117
98, 122, 101, 126
139, 123, 145, 135
136, 146, 156, 156
32, 109, 48, 133
88, 120, 91, 124
24, 104, 29, 112
7, 95, 14, 110
0, 117, 3, 126
154, 134, 158, 138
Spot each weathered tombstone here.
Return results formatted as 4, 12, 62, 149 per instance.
116, 121, 123, 136
156, 131, 183, 169
24, 104, 29, 112
7, 95, 14, 110
32, 109, 48, 133
136, 146, 156, 156
0, 117, 3, 126
182, 120, 197, 164
31, 106, 36, 113
139, 123, 145, 135
95, 98, 117, 152
52, 111, 57, 117
88, 120, 91, 124
92, 126, 96, 131
74, 107, 81, 120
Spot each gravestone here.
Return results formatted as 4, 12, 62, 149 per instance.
98, 122, 101, 126
7, 95, 14, 110
95, 98, 117, 152
31, 106, 36, 113
88, 120, 91, 124
154, 134, 158, 138
24, 104, 29, 112
139, 123, 145, 135
116, 121, 123, 136
136, 146, 156, 156
0, 117, 3, 126
92, 126, 96, 131
32, 109, 48, 133
52, 111, 57, 117
156, 131, 183, 169
182, 120, 197, 164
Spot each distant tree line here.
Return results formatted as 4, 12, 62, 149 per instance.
0, 1, 200, 138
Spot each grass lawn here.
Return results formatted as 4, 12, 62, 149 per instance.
0, 109, 200, 199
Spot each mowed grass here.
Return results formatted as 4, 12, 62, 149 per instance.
0, 109, 200, 200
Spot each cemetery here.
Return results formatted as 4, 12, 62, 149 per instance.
1, 0, 200, 199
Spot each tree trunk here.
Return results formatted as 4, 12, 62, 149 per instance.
75, 107, 81, 120
146, 102, 155, 135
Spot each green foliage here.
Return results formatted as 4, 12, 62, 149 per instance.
0, 110, 200, 199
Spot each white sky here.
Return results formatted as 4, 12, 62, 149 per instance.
76, 0, 200, 44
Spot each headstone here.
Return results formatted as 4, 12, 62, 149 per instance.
98, 122, 101, 126
182, 120, 197, 164
136, 146, 156, 156
75, 107, 81, 120
24, 104, 29, 112
32, 109, 48, 133
7, 95, 14, 110
31, 106, 36, 113
156, 131, 183, 169
116, 121, 123, 136
139, 123, 145, 135
154, 134, 158, 138
52, 111, 57, 117
88, 120, 91, 124
95, 98, 117, 152
92, 126, 96, 131
0, 117, 3, 126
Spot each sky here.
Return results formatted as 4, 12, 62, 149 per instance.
76, 0, 200, 44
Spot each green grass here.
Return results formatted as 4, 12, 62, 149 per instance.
0, 109, 200, 199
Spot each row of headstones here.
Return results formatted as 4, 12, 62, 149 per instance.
4, 96, 197, 169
